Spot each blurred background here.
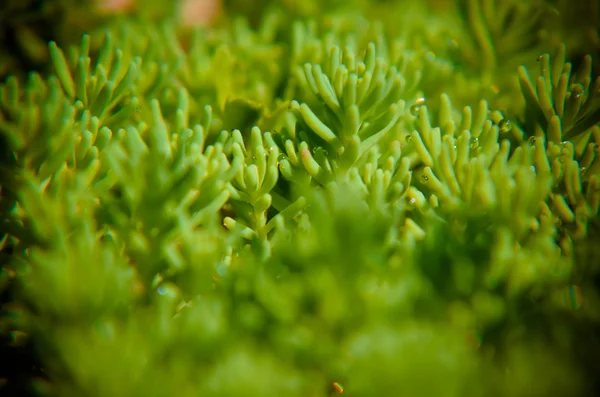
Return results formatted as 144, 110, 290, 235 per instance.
1, 0, 599, 81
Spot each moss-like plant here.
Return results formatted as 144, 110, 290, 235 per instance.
1, 1, 600, 397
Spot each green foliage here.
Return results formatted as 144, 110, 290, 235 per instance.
1, 1, 600, 397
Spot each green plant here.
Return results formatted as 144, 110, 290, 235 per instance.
1, 1, 600, 396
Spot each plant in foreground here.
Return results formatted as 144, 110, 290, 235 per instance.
1, 1, 600, 397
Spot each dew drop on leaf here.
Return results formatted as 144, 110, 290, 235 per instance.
528, 136, 537, 148
410, 97, 426, 116
470, 137, 479, 149
570, 84, 584, 99
498, 119, 511, 133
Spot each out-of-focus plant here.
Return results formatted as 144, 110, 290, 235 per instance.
1, 1, 600, 397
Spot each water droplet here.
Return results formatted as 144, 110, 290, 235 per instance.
157, 285, 168, 295
420, 174, 429, 183
498, 119, 511, 133
410, 104, 422, 116
536, 54, 543, 62
410, 98, 426, 116
528, 136, 538, 147
580, 166, 587, 175
409, 197, 416, 205
405, 134, 413, 144
571, 85, 584, 99
470, 137, 479, 149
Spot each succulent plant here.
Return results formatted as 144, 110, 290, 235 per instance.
1, 1, 600, 396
